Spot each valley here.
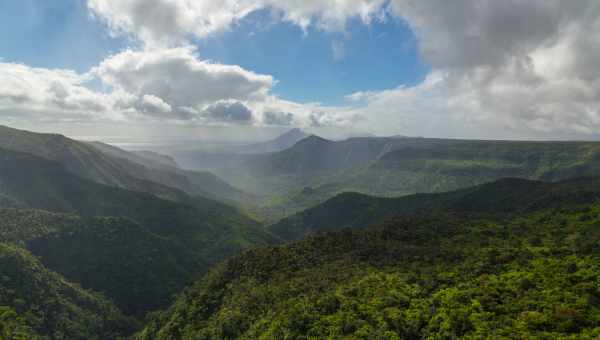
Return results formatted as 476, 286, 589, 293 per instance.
2, 125, 600, 339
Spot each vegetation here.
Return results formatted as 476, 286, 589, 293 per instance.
6, 125, 600, 338
0, 206, 275, 317
0, 148, 277, 317
269, 177, 600, 241
137, 204, 600, 339
0, 243, 135, 339
0, 125, 247, 203
208, 136, 600, 221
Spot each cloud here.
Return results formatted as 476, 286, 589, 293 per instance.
94, 47, 273, 110
339, 0, 600, 138
4, 0, 600, 139
263, 111, 295, 125
137, 94, 173, 115
0, 47, 276, 125
88, 0, 387, 45
204, 100, 254, 124
0, 62, 128, 122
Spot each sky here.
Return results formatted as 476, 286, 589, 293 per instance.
1, 0, 600, 141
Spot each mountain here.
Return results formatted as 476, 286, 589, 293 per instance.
236, 128, 310, 154
269, 177, 600, 240
211, 136, 600, 221
0, 147, 278, 315
88, 140, 250, 203
137, 194, 600, 339
0, 125, 247, 203
134, 150, 180, 168
0, 243, 135, 339
0, 209, 200, 316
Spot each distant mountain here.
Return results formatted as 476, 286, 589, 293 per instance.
269, 177, 600, 241
134, 150, 179, 168
245, 135, 393, 176
0, 243, 135, 339
87, 141, 180, 171
88, 140, 249, 203
237, 128, 310, 154
0, 147, 278, 315
0, 125, 247, 203
138, 189, 600, 339
210, 136, 600, 220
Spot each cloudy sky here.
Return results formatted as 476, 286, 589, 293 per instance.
1, 1, 600, 141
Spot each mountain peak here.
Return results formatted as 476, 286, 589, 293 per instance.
275, 128, 309, 143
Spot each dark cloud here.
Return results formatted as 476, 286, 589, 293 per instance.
263, 111, 294, 125
205, 101, 253, 123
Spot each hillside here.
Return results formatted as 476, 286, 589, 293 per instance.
269, 177, 600, 241
212, 137, 600, 220
236, 128, 309, 154
0, 125, 246, 203
0, 148, 278, 315
0, 209, 201, 316
88, 140, 249, 202
0, 243, 135, 339
137, 202, 600, 339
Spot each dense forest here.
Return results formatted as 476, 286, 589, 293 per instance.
138, 205, 600, 339
3, 126, 600, 339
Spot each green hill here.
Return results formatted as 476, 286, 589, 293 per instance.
269, 177, 600, 241
0, 243, 135, 339
0, 148, 278, 316
0, 125, 247, 203
0, 209, 200, 316
213, 136, 600, 221
137, 201, 600, 339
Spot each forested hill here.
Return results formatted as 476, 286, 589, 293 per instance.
0, 243, 135, 339
138, 200, 600, 339
0, 147, 278, 316
0, 125, 246, 203
269, 177, 600, 241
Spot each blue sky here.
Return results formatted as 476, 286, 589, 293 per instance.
196, 10, 428, 105
0, 0, 128, 72
0, 0, 598, 140
0, 1, 427, 106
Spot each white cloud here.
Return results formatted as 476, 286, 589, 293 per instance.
94, 46, 274, 119
0, 62, 128, 122
87, 0, 387, 46
340, 0, 600, 138
0, 47, 278, 125
4, 0, 600, 139
138, 94, 172, 115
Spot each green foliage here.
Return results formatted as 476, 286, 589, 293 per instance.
0, 306, 39, 340
270, 177, 600, 241
0, 146, 277, 316
0, 243, 135, 339
0, 207, 275, 318
224, 137, 600, 221
138, 204, 600, 339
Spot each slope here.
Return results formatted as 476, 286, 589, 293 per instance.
0, 243, 135, 339
269, 177, 600, 241
222, 136, 600, 220
0, 209, 201, 316
236, 128, 310, 154
88, 140, 249, 202
0, 125, 246, 203
138, 201, 600, 339
0, 148, 278, 315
